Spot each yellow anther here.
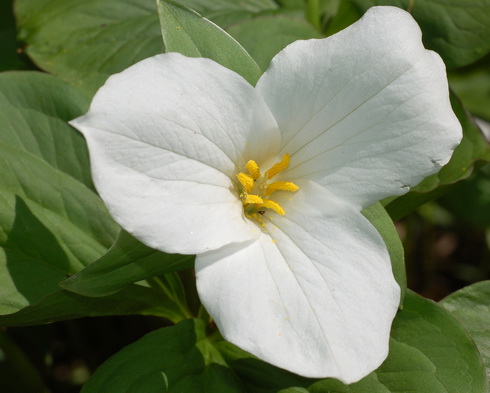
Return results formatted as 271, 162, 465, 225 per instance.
236, 172, 254, 193
243, 194, 263, 204
264, 181, 299, 196
245, 160, 261, 180
257, 200, 285, 215
265, 154, 291, 179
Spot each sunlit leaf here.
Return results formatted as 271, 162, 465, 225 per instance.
157, 0, 262, 85
0, 72, 118, 316
15, 0, 163, 96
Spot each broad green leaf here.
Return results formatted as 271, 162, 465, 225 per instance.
81, 319, 245, 393
178, 0, 279, 27
350, 0, 490, 69
157, 0, 262, 85
0, 284, 187, 326
218, 291, 486, 392
15, 0, 163, 96
449, 56, 490, 121
0, 72, 118, 316
0, 72, 93, 187
385, 93, 490, 220
362, 202, 406, 305
227, 15, 323, 70
0, 0, 32, 71
215, 341, 312, 393
441, 281, 490, 384
60, 229, 194, 297
439, 164, 490, 228
309, 373, 390, 392
309, 290, 487, 392
323, 0, 361, 36
277, 0, 304, 8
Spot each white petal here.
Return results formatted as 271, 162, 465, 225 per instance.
257, 6, 462, 209
196, 180, 400, 382
71, 53, 280, 254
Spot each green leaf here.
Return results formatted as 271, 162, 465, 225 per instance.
449, 55, 490, 121
350, 0, 490, 69
441, 281, 490, 385
178, 0, 279, 28
276, 0, 304, 8
0, 72, 118, 316
81, 319, 245, 393
438, 164, 490, 228
385, 93, 490, 220
0, 284, 187, 326
157, 0, 262, 85
227, 15, 323, 70
309, 373, 389, 393
0, 73, 169, 325
216, 291, 486, 392
60, 229, 194, 297
15, 0, 163, 96
362, 202, 406, 305
0, 0, 32, 71
309, 290, 487, 392
323, 0, 361, 36
381, 291, 486, 392
207, 341, 313, 393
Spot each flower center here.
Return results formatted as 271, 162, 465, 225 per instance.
236, 154, 299, 223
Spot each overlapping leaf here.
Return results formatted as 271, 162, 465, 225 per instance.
362, 202, 406, 304
218, 291, 487, 393
81, 319, 245, 393
0, 72, 118, 316
227, 15, 322, 70
0, 285, 187, 326
15, 0, 164, 95
350, 0, 490, 69
0, 72, 195, 325
60, 229, 194, 297
157, 0, 262, 85
441, 281, 490, 384
178, 0, 279, 27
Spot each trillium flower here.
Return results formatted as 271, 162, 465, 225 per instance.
71, 6, 461, 383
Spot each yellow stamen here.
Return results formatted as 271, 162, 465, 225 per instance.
243, 194, 263, 204
265, 154, 291, 179
264, 181, 299, 196
245, 160, 261, 180
236, 172, 254, 193
257, 200, 285, 215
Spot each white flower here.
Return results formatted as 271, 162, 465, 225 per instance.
70, 6, 461, 383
